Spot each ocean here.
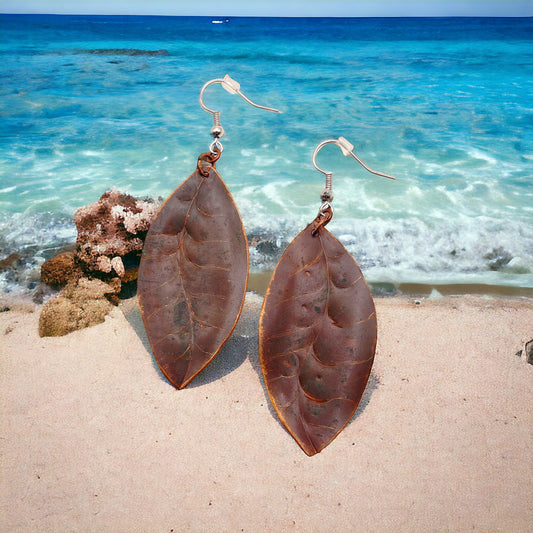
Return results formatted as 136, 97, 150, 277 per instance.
1, 14, 532, 296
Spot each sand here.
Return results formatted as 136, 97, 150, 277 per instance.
1, 292, 532, 532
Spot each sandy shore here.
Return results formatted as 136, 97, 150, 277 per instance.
1, 292, 532, 532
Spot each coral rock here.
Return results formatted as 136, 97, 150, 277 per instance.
73, 187, 159, 276
38, 188, 159, 335
110, 256, 125, 278
96, 255, 112, 274
40, 252, 82, 287
38, 277, 120, 337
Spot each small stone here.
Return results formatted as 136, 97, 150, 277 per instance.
247, 230, 289, 269
256, 240, 280, 256
95, 255, 112, 273
0, 253, 23, 272
525, 339, 533, 365
484, 247, 512, 271
40, 252, 81, 287
110, 256, 125, 277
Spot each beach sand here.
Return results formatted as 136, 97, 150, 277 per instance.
1, 292, 532, 532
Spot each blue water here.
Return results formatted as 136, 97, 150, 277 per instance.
1, 15, 532, 293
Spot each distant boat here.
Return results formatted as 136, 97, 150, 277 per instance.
211, 19, 230, 24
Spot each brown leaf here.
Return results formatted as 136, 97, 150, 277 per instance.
137, 166, 248, 389
259, 223, 376, 455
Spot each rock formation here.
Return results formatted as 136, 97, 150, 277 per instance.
73, 187, 159, 279
38, 277, 120, 337
39, 188, 159, 336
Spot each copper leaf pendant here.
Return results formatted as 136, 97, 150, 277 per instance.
138, 165, 248, 389
259, 223, 376, 455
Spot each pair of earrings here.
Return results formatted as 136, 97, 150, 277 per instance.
137, 75, 396, 455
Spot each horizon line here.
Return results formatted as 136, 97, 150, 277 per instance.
1, 12, 532, 18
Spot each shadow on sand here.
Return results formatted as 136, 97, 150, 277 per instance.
121, 292, 380, 444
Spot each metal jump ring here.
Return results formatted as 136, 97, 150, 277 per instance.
197, 150, 221, 177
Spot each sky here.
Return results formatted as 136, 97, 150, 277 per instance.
0, 0, 532, 17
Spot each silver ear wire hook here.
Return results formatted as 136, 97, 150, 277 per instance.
199, 74, 281, 154
312, 136, 396, 208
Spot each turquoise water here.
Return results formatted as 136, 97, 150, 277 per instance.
1, 15, 532, 292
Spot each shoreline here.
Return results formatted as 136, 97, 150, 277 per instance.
1, 275, 532, 315
246, 271, 533, 299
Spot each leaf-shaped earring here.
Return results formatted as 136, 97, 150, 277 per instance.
259, 137, 396, 455
138, 75, 280, 389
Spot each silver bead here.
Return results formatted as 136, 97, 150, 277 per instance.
320, 189, 333, 202
211, 125, 225, 138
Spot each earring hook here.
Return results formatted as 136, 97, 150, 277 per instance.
312, 136, 396, 205
199, 74, 281, 154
